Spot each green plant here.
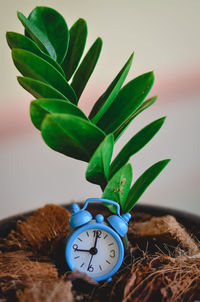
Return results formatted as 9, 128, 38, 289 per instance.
7, 6, 170, 214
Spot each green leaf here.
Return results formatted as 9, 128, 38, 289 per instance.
86, 134, 114, 186
89, 53, 134, 122
102, 164, 132, 213
6, 32, 65, 76
18, 7, 69, 63
41, 114, 105, 162
62, 19, 87, 81
18, 77, 68, 100
110, 117, 166, 178
71, 38, 103, 100
114, 96, 157, 140
12, 49, 77, 104
96, 72, 154, 134
30, 98, 88, 130
124, 159, 171, 213
18, 12, 48, 54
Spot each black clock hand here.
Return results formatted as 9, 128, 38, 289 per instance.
75, 248, 91, 252
94, 231, 98, 248
87, 254, 94, 270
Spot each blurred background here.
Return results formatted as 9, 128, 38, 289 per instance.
0, 0, 200, 220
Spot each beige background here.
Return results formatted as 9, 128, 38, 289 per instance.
0, 0, 200, 219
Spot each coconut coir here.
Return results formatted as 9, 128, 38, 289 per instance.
0, 204, 199, 302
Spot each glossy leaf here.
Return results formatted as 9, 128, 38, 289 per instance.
96, 72, 154, 134
71, 38, 103, 100
102, 164, 132, 213
30, 98, 88, 130
110, 117, 166, 178
18, 77, 68, 100
89, 53, 134, 122
124, 159, 171, 213
62, 19, 87, 81
12, 49, 77, 104
114, 96, 157, 140
41, 114, 105, 162
18, 12, 48, 54
18, 7, 69, 63
86, 134, 114, 186
6, 32, 65, 76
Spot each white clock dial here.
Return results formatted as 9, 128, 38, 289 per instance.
70, 228, 119, 278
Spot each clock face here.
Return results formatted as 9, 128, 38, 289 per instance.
68, 226, 122, 279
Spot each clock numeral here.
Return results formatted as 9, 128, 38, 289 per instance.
110, 250, 115, 258
72, 244, 78, 251
77, 237, 82, 242
93, 230, 102, 238
106, 260, 111, 264
87, 265, 94, 272
86, 231, 89, 237
99, 265, 102, 271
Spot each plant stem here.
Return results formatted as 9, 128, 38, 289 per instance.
122, 234, 129, 251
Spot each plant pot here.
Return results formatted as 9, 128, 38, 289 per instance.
0, 203, 199, 302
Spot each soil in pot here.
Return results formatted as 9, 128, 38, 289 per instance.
0, 203, 200, 302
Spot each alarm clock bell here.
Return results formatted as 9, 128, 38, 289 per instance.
69, 203, 92, 228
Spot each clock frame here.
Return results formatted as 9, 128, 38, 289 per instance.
65, 222, 124, 282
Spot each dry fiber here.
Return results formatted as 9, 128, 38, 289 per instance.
0, 204, 199, 301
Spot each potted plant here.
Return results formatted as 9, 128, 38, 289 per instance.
0, 6, 199, 301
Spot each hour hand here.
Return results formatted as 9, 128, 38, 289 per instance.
75, 248, 91, 252
72, 244, 90, 252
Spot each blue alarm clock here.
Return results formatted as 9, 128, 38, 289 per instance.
65, 198, 131, 282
